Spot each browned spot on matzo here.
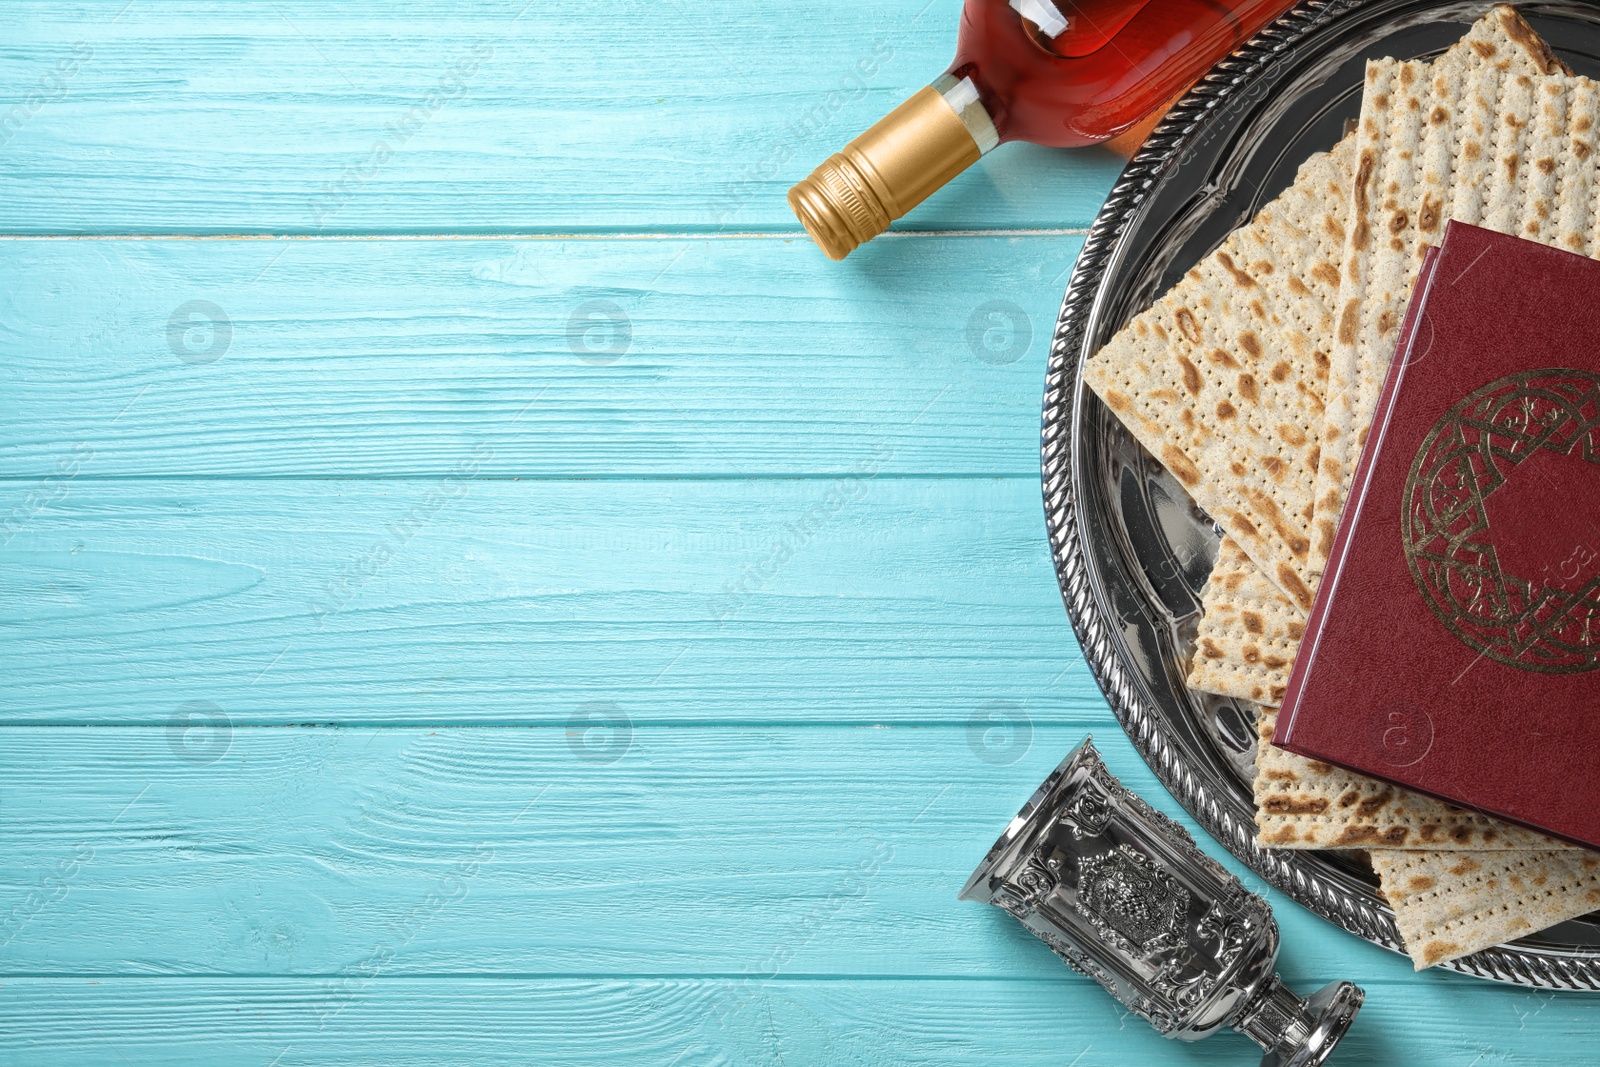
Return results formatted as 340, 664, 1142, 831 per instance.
1216, 251, 1257, 287
1373, 846, 1600, 969
1418, 194, 1442, 232
1264, 795, 1329, 816
1160, 446, 1201, 487
1177, 355, 1202, 394
1174, 307, 1201, 344
1337, 299, 1359, 344
1275, 564, 1312, 610
1352, 150, 1376, 250
1496, 5, 1567, 75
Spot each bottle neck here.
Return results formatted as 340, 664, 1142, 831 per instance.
786, 78, 996, 261
931, 73, 1000, 155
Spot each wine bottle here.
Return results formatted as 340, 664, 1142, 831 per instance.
788, 0, 1299, 259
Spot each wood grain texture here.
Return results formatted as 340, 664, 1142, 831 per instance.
0, 976, 1591, 1066
0, 235, 1078, 477
4, 1, 1593, 1061
0, 477, 1107, 724
0, 0, 1121, 234
0, 725, 1403, 980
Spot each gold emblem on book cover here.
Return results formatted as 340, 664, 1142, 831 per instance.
1402, 368, 1600, 673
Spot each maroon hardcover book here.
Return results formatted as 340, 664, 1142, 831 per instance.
1274, 222, 1600, 850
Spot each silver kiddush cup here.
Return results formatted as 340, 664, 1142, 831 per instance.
961, 738, 1363, 1067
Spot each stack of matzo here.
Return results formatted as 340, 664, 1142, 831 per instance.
1085, 6, 1600, 968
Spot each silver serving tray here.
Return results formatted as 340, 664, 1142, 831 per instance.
1043, 0, 1600, 988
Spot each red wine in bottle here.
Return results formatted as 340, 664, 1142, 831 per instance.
789, 0, 1298, 259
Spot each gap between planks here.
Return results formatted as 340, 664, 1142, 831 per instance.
0, 228, 1091, 241
0, 473, 1044, 483
0, 973, 1434, 986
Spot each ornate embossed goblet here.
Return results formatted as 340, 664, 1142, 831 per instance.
961, 738, 1363, 1066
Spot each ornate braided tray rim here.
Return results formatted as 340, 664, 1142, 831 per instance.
1039, 0, 1600, 990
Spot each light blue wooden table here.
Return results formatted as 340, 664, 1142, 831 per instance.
1, 2, 1594, 1063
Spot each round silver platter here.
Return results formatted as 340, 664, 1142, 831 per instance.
1042, 0, 1600, 989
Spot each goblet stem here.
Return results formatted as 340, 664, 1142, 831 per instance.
962, 738, 1364, 1064
1234, 977, 1364, 1067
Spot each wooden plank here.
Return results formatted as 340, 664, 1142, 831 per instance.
0, 724, 1406, 979
0, 976, 1586, 1065
0, 235, 1080, 478
0, 477, 1109, 724
0, 0, 1121, 235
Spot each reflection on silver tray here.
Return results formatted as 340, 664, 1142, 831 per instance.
1042, 0, 1600, 989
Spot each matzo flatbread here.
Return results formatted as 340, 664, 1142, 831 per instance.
1253, 707, 1566, 850
1361, 51, 1600, 966
1084, 142, 1351, 611
1188, 8, 1565, 698
1308, 6, 1569, 576
1373, 847, 1600, 968
1556, 78, 1600, 247
1179, 8, 1593, 964
1187, 538, 1304, 706
1519, 73, 1600, 250
1186, 8, 1577, 852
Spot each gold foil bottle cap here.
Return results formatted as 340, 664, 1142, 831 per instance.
788, 81, 991, 260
